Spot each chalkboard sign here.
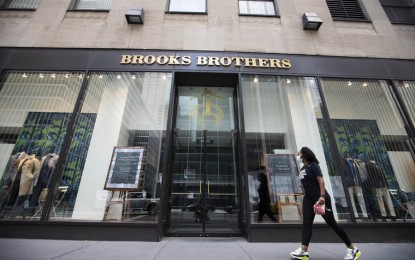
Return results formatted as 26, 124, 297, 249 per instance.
266, 154, 302, 194
104, 146, 144, 190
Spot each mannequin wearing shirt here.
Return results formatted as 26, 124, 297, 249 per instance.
366, 160, 396, 221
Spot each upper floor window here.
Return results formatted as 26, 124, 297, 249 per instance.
380, 0, 415, 25
69, 0, 112, 11
326, 0, 368, 21
239, 0, 277, 16
168, 0, 206, 13
0, 0, 40, 9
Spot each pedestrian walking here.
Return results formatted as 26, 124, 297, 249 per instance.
290, 147, 361, 260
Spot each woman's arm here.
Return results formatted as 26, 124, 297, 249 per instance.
316, 176, 326, 205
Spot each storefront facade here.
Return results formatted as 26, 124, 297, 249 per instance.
0, 48, 414, 242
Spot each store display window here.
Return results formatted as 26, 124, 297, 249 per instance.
241, 75, 351, 224
320, 78, 415, 223
47, 72, 172, 222
0, 71, 84, 220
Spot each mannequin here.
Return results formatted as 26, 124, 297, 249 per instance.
27, 152, 59, 213
15, 154, 40, 207
344, 158, 368, 220
366, 160, 396, 221
0, 152, 22, 207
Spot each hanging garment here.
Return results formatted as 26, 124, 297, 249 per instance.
374, 187, 396, 217
18, 155, 40, 197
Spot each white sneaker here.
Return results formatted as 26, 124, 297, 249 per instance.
344, 247, 361, 260
290, 247, 309, 260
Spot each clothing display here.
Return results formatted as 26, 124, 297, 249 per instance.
366, 160, 396, 218
344, 158, 368, 219
29, 153, 59, 209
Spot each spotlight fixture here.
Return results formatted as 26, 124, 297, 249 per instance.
347, 81, 352, 86
99, 75, 103, 79
65, 74, 69, 79
286, 79, 291, 84
162, 75, 166, 80
117, 75, 121, 79
254, 77, 258, 82
302, 13, 323, 31
131, 75, 136, 80
51, 74, 56, 78
404, 83, 409, 88
363, 82, 367, 87
22, 73, 27, 78
78, 75, 83, 79
39, 73, 44, 78
125, 8, 144, 24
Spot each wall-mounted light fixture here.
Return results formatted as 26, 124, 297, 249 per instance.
302, 13, 323, 31
125, 8, 144, 24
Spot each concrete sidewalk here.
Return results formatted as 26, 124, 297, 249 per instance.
0, 238, 412, 260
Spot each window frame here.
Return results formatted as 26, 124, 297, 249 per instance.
0, 0, 39, 11
238, 0, 279, 17
326, 0, 371, 22
67, 0, 112, 12
165, 0, 208, 15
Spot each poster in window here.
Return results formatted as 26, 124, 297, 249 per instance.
266, 154, 302, 195
104, 146, 144, 190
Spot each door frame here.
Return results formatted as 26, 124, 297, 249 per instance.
162, 72, 244, 237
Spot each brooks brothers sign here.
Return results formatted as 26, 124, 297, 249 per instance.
120, 55, 292, 69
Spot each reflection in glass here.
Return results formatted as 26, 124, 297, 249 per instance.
241, 75, 350, 223
169, 0, 206, 13
320, 78, 415, 223
0, 71, 83, 220
48, 72, 172, 222
239, 1, 276, 15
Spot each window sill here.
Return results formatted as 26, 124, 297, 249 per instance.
165, 11, 207, 15
0, 8, 36, 11
239, 13, 280, 18
67, 9, 110, 13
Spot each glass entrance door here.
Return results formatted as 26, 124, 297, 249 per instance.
168, 87, 241, 234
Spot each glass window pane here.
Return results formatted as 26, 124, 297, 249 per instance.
242, 75, 350, 224
0, 71, 83, 220
239, 1, 276, 15
75, 0, 112, 10
169, 0, 206, 13
321, 78, 415, 223
48, 72, 172, 222
395, 80, 415, 127
4, 0, 40, 9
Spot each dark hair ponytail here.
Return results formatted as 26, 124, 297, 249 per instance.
300, 147, 320, 164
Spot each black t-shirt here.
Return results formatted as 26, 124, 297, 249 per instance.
299, 162, 323, 197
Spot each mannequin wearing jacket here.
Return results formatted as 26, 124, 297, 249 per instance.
15, 154, 40, 206
1, 152, 23, 207
366, 160, 396, 221
27, 153, 59, 212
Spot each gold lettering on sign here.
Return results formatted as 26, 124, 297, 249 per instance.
197, 56, 208, 65
282, 59, 292, 68
120, 55, 132, 64
120, 54, 292, 69
156, 55, 169, 65
182, 56, 191, 65
208, 57, 220, 66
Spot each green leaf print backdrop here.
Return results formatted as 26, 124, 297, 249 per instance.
9, 112, 96, 211
317, 119, 398, 188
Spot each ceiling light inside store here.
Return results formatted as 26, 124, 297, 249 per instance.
363, 82, 367, 87
131, 75, 136, 79
99, 75, 103, 79
404, 83, 409, 88
117, 75, 121, 79
78, 75, 83, 79
51, 74, 56, 78
22, 73, 27, 78
39, 73, 44, 78
254, 77, 258, 82
348, 81, 352, 86
286, 79, 291, 84
65, 74, 69, 79
162, 75, 166, 80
